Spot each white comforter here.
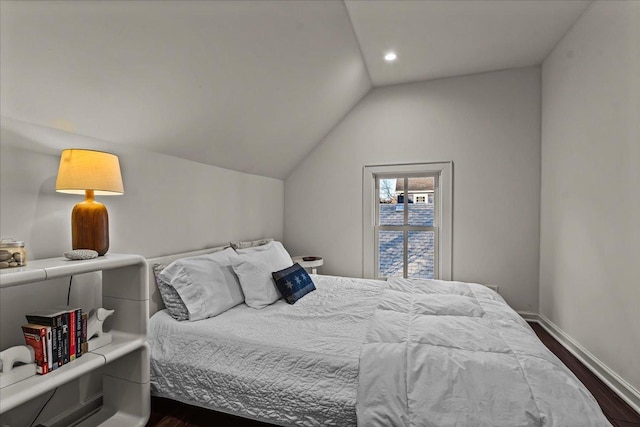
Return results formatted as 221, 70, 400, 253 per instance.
149, 275, 385, 426
356, 277, 610, 427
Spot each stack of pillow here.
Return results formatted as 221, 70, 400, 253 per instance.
154, 239, 316, 321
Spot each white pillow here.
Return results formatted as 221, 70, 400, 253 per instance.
159, 247, 244, 321
236, 240, 293, 262
232, 242, 293, 309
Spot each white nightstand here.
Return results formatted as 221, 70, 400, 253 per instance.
292, 256, 323, 274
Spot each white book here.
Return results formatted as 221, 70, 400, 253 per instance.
44, 326, 53, 371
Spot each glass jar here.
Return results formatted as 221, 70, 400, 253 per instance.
0, 238, 27, 269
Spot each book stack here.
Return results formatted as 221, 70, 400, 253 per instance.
22, 306, 88, 375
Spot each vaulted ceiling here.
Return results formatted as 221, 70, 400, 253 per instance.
0, 1, 590, 179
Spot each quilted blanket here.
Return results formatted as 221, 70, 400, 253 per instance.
149, 275, 386, 426
356, 278, 610, 427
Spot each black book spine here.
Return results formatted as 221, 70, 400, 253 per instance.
75, 308, 83, 358
60, 312, 70, 365
55, 316, 63, 367
25, 315, 55, 326
50, 325, 59, 370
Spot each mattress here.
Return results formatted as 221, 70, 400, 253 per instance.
148, 274, 385, 426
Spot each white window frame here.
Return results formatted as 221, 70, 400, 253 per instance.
363, 162, 453, 280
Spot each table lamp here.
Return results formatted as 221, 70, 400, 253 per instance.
55, 149, 124, 256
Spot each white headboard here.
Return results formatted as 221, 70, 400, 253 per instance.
146, 245, 229, 316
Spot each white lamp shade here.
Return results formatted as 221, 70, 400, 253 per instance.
55, 149, 124, 195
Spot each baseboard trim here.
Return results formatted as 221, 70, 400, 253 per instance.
516, 311, 539, 322
519, 312, 640, 414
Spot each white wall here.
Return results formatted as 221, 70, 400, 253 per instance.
284, 67, 541, 312
0, 116, 284, 348
540, 0, 640, 394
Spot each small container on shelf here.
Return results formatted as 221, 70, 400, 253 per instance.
0, 238, 27, 269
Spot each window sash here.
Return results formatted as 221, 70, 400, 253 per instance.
374, 174, 439, 228
374, 226, 439, 279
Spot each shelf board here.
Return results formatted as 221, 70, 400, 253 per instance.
0, 266, 46, 287
0, 253, 146, 288
0, 353, 104, 413
90, 332, 146, 364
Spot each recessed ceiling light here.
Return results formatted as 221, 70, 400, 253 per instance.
384, 52, 397, 62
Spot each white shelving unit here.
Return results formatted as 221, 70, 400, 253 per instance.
0, 253, 150, 426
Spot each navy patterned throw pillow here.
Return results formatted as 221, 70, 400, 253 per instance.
271, 263, 316, 304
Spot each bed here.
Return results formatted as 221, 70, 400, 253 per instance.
146, 243, 611, 427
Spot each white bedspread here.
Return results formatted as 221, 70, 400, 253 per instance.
148, 274, 385, 426
356, 278, 611, 427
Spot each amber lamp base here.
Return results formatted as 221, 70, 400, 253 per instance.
71, 190, 109, 256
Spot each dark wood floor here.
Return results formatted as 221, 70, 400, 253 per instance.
147, 321, 640, 427
146, 398, 270, 427
528, 322, 640, 427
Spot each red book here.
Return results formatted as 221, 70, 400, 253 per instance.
75, 308, 83, 358
22, 324, 49, 375
68, 309, 76, 361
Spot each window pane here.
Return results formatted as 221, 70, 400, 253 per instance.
407, 177, 435, 226
378, 230, 403, 277
378, 178, 403, 225
408, 231, 435, 279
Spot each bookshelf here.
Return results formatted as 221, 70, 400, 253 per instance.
0, 254, 150, 426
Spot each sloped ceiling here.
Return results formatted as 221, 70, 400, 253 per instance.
0, 1, 590, 179
0, 0, 370, 179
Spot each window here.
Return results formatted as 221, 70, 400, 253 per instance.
363, 162, 452, 280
